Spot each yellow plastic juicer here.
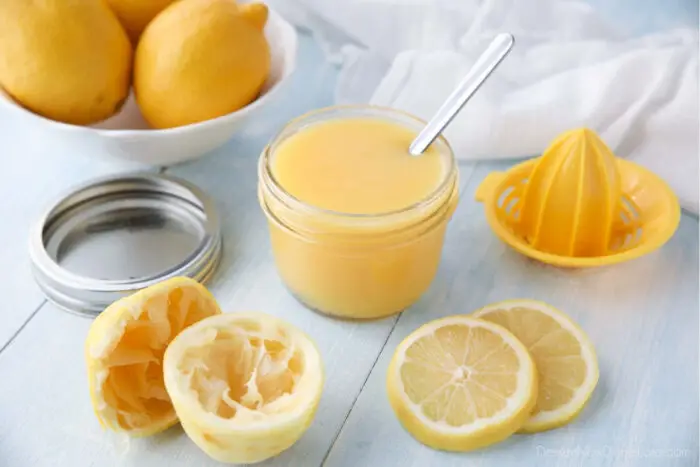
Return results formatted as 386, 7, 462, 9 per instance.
475, 128, 681, 268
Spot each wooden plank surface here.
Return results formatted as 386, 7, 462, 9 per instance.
0, 30, 697, 467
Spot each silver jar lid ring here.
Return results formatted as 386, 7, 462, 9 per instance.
29, 172, 222, 317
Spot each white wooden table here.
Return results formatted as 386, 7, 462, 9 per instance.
0, 34, 697, 467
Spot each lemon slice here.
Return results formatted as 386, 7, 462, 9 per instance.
472, 299, 599, 433
386, 316, 537, 452
85, 277, 222, 436
162, 312, 324, 464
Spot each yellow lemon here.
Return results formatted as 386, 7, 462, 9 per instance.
238, 2, 270, 30
134, 0, 271, 129
387, 316, 537, 452
105, 0, 177, 43
0, 0, 132, 125
472, 299, 599, 433
85, 277, 221, 436
163, 312, 324, 464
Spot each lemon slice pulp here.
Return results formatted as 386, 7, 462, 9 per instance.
387, 316, 537, 452
163, 312, 324, 464
85, 277, 222, 436
472, 299, 599, 433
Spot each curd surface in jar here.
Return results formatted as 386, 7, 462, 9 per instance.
271, 118, 446, 214
260, 107, 458, 319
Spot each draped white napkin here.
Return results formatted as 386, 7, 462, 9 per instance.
269, 0, 699, 214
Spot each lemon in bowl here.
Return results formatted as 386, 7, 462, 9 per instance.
0, 0, 132, 126
0, 0, 298, 166
133, 0, 272, 130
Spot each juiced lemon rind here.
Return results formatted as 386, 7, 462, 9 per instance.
85, 277, 221, 437
163, 311, 324, 464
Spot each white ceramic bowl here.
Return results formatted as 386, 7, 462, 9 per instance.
0, 8, 298, 166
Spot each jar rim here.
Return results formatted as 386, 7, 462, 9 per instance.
260, 105, 457, 222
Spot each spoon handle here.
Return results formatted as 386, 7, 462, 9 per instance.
408, 33, 515, 156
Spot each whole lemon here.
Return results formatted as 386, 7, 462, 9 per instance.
0, 0, 132, 125
105, 0, 177, 44
134, 0, 271, 129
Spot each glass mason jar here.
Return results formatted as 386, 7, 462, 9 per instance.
258, 106, 459, 319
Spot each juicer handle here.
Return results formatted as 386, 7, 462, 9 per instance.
475, 172, 506, 202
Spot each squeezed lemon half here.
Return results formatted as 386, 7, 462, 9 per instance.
386, 316, 537, 452
163, 312, 324, 464
472, 299, 599, 433
85, 277, 221, 436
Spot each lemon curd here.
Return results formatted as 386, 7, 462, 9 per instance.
271, 118, 445, 214
258, 106, 459, 319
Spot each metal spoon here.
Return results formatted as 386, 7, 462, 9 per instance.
408, 33, 515, 156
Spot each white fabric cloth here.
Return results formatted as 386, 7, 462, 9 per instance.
269, 0, 699, 214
